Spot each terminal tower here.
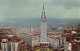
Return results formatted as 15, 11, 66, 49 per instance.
39, 4, 50, 47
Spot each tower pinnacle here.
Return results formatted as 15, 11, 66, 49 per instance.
42, 4, 45, 13
41, 4, 46, 22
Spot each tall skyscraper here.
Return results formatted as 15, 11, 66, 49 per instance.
40, 4, 47, 42
40, 4, 50, 47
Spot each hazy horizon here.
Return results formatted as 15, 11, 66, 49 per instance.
0, 18, 79, 28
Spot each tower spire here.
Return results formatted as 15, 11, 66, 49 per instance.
42, 4, 45, 13
41, 4, 46, 20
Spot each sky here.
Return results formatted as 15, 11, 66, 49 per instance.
0, 0, 80, 22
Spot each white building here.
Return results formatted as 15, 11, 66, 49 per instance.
8, 42, 19, 51
1, 39, 8, 51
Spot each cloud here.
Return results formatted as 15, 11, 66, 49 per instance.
46, 5, 80, 18
0, 0, 42, 18
0, 0, 80, 21
45, 0, 80, 8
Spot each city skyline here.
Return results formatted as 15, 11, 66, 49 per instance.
0, 0, 80, 51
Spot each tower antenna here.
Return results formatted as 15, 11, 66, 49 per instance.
42, 0, 44, 3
